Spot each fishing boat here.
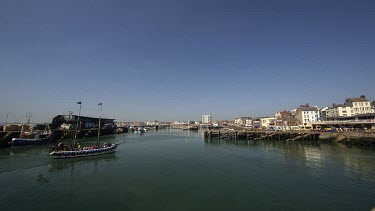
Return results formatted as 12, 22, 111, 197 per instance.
11, 114, 52, 146
11, 131, 52, 146
49, 102, 122, 159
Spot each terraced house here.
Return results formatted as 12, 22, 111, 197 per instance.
326, 95, 374, 118
295, 104, 320, 126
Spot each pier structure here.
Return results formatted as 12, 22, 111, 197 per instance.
203, 129, 375, 146
203, 129, 320, 142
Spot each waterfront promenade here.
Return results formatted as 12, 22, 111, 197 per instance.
203, 129, 375, 146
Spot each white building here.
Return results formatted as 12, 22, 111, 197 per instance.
295, 105, 320, 125
260, 117, 276, 129
234, 117, 252, 125
346, 96, 374, 115
326, 104, 353, 118
245, 119, 253, 128
146, 120, 159, 126
202, 115, 211, 123
320, 107, 329, 120
326, 96, 374, 118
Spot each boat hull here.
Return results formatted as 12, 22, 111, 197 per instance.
11, 137, 51, 146
50, 144, 119, 159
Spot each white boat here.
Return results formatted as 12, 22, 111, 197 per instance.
135, 127, 146, 133
50, 143, 119, 159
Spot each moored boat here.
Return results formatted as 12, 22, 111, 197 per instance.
11, 122, 52, 146
135, 127, 146, 133
11, 132, 51, 146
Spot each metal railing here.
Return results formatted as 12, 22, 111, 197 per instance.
313, 119, 375, 124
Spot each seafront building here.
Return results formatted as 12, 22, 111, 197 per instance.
234, 117, 252, 126
326, 104, 353, 118
273, 111, 299, 129
260, 117, 276, 129
245, 119, 253, 128
320, 107, 329, 120
146, 120, 159, 126
295, 104, 320, 126
346, 96, 373, 115
202, 115, 211, 123
326, 96, 374, 118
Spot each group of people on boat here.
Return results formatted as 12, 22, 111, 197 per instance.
54, 142, 112, 152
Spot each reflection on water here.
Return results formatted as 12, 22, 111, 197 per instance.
36, 173, 49, 184
33, 154, 118, 185
49, 154, 118, 172
344, 154, 375, 183
7, 145, 50, 156
203, 137, 375, 183
303, 146, 325, 177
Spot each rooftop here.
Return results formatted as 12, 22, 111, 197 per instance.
345, 95, 370, 103
298, 107, 319, 111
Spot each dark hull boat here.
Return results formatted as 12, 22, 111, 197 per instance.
11, 135, 51, 146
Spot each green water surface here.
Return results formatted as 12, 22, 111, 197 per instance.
0, 129, 374, 211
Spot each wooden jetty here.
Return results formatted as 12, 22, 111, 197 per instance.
203, 129, 320, 142
0, 127, 129, 147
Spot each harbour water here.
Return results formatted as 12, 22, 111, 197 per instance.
0, 130, 374, 210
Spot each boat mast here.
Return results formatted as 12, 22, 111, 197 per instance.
26, 112, 32, 133
97, 103, 102, 145
74, 101, 82, 141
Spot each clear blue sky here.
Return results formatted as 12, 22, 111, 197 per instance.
1, 0, 374, 122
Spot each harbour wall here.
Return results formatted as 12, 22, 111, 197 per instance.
203, 129, 375, 146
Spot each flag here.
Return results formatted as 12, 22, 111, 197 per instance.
98, 103, 102, 106
77, 101, 82, 104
